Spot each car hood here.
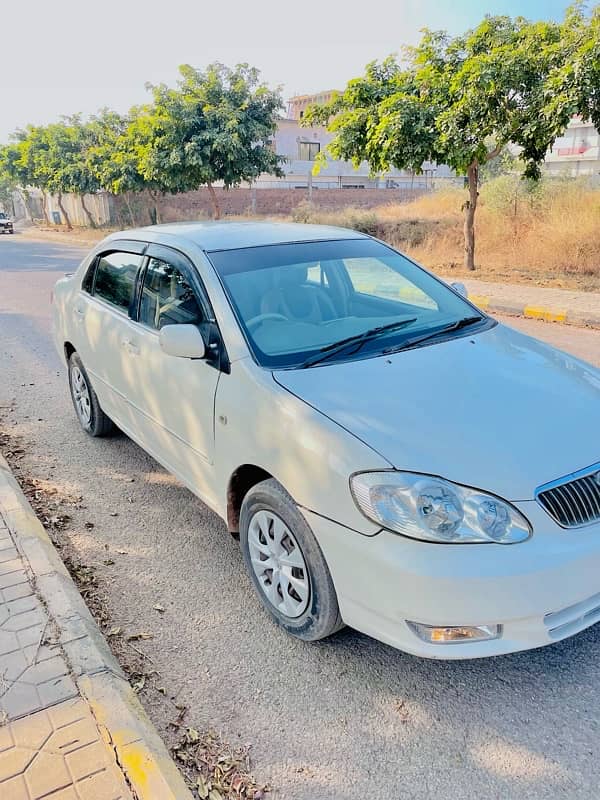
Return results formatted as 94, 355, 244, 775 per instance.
273, 323, 600, 501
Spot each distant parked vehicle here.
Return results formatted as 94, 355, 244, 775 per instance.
0, 212, 14, 234
52, 221, 600, 660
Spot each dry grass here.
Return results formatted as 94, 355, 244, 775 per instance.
295, 181, 600, 291
20, 179, 600, 291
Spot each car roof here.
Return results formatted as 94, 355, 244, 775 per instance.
110, 221, 367, 252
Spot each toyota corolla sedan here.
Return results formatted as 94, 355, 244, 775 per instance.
52, 222, 600, 659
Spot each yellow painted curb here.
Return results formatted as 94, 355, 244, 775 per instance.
81, 672, 192, 800
523, 305, 568, 323
467, 293, 491, 310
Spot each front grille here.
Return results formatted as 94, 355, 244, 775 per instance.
537, 466, 600, 528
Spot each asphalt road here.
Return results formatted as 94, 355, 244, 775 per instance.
2, 233, 600, 799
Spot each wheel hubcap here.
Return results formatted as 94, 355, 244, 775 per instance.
248, 510, 310, 618
70, 366, 91, 425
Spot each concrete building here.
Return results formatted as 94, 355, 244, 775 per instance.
281, 95, 600, 188
255, 91, 456, 191
287, 91, 338, 121
544, 116, 600, 179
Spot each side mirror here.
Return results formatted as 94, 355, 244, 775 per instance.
159, 324, 206, 359
451, 281, 468, 299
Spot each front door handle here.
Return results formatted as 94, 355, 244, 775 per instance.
121, 338, 140, 356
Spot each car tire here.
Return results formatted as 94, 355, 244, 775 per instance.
68, 352, 114, 437
240, 478, 344, 641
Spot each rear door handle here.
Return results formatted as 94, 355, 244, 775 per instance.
74, 305, 85, 319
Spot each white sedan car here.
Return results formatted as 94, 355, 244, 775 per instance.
52, 222, 600, 659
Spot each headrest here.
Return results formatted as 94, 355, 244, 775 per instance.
278, 264, 308, 288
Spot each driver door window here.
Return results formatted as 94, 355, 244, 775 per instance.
127, 248, 219, 493
139, 258, 204, 330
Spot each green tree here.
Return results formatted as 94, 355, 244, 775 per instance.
11, 126, 55, 224
304, 9, 592, 270
29, 123, 78, 230
56, 115, 102, 228
0, 144, 26, 217
134, 62, 285, 219
86, 109, 158, 224
548, 3, 600, 130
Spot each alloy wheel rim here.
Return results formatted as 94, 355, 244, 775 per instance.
70, 366, 91, 425
248, 510, 310, 618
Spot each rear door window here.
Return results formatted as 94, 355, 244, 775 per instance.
93, 252, 143, 313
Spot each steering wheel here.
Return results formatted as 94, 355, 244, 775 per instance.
247, 313, 288, 331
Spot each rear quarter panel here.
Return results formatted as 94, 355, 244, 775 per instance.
52, 268, 84, 365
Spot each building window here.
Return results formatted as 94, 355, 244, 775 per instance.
298, 141, 320, 161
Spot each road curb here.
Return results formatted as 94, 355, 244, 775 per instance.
467, 293, 600, 328
0, 452, 193, 800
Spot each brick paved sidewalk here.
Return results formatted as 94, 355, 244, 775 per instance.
0, 512, 134, 799
0, 456, 192, 800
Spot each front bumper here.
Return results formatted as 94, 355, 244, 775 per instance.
303, 502, 600, 659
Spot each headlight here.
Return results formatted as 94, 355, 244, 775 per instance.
350, 472, 531, 544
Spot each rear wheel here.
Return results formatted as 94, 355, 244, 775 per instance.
68, 352, 114, 436
240, 479, 344, 642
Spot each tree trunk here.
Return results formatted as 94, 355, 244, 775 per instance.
79, 194, 96, 228
124, 192, 136, 227
463, 160, 478, 271
207, 183, 221, 220
57, 192, 72, 231
18, 190, 33, 221
39, 191, 50, 224
146, 190, 161, 225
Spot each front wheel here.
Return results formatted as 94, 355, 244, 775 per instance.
240, 479, 344, 642
68, 352, 114, 436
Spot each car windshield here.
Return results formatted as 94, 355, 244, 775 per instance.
209, 238, 486, 369
0, 213, 7, 219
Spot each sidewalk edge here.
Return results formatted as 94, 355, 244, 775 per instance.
0, 452, 193, 800
467, 293, 600, 328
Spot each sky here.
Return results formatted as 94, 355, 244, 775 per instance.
0, 0, 572, 143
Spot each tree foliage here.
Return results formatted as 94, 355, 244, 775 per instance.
0, 61, 284, 225
131, 63, 285, 218
304, 4, 599, 270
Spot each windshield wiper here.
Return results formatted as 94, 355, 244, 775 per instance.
299, 318, 418, 369
382, 315, 483, 355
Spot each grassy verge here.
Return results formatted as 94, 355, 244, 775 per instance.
15, 178, 600, 292
293, 179, 600, 292
16, 223, 113, 247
